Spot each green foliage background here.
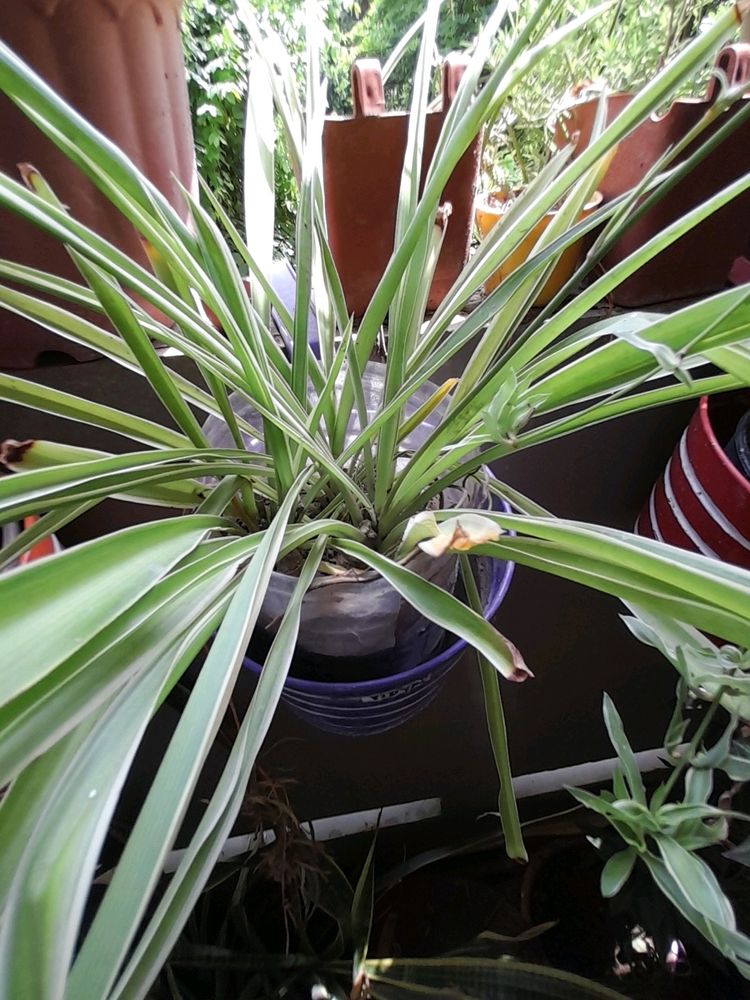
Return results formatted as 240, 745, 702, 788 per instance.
345, 0, 495, 108
182, 0, 725, 243
182, 0, 356, 250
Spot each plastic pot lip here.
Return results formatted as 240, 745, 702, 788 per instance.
242, 496, 515, 696
699, 395, 750, 496
475, 188, 603, 219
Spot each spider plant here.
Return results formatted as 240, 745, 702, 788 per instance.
569, 608, 750, 980
1, 0, 750, 996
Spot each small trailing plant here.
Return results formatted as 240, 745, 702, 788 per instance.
0, 1, 748, 995
572, 610, 750, 979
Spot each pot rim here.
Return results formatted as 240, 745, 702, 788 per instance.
243, 496, 515, 695
475, 188, 604, 219
699, 395, 750, 496
557, 88, 750, 123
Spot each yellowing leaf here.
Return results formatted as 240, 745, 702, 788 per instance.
418, 513, 502, 556
397, 510, 439, 558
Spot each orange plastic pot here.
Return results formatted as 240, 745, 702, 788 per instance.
0, 515, 60, 572
474, 190, 602, 306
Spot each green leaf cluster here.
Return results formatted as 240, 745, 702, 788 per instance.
572, 612, 750, 979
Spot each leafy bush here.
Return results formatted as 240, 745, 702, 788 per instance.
181, 0, 492, 238
341, 0, 496, 110
182, 0, 248, 232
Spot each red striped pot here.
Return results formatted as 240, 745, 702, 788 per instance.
635, 395, 750, 569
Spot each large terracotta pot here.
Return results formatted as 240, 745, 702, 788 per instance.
0, 0, 196, 368
474, 189, 603, 306
322, 55, 481, 317
636, 392, 750, 570
556, 45, 750, 307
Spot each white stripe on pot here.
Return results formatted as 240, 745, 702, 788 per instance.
678, 434, 750, 551
647, 487, 666, 542
663, 456, 719, 558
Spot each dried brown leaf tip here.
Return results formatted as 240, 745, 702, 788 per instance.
1, 439, 34, 470
506, 635, 533, 682
16, 163, 38, 189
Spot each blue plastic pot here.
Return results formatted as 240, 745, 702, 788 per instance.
242, 503, 515, 737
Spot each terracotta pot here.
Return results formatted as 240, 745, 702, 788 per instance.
555, 45, 750, 307
322, 55, 481, 317
0, 0, 196, 368
635, 392, 750, 570
474, 189, 603, 306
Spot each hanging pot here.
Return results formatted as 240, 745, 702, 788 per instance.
555, 45, 750, 307
322, 54, 481, 317
0, 0, 195, 368
635, 393, 750, 569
